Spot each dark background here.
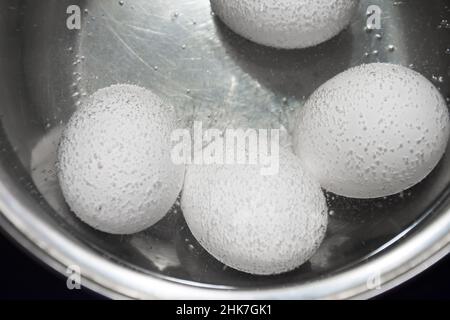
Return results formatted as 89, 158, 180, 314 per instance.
0, 231, 449, 300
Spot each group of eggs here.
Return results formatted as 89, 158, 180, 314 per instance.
57, 0, 450, 275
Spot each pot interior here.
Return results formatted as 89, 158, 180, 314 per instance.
0, 0, 449, 291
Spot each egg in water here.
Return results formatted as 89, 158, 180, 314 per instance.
58, 84, 185, 234
294, 63, 450, 199
210, 0, 359, 49
181, 148, 328, 275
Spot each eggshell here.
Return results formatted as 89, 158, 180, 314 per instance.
211, 0, 359, 49
294, 63, 450, 199
181, 148, 328, 275
58, 84, 185, 234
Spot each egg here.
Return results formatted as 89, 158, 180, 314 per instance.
181, 148, 328, 275
57, 84, 185, 234
294, 63, 450, 199
210, 0, 359, 49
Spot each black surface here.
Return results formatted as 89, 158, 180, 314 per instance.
0, 231, 449, 300
0, 231, 101, 300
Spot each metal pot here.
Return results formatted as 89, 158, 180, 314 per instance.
0, 0, 449, 299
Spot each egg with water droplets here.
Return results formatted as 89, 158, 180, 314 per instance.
294, 63, 450, 199
210, 0, 359, 49
181, 148, 328, 275
58, 84, 185, 234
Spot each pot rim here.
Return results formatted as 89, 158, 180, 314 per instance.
1, 166, 449, 299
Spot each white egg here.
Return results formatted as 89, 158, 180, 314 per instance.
294, 63, 450, 199
211, 0, 359, 49
181, 148, 328, 275
58, 84, 185, 234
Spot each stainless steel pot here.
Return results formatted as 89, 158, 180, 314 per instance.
0, 0, 449, 299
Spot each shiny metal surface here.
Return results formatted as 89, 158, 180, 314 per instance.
0, 0, 449, 299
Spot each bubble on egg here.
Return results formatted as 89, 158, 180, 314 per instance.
210, 0, 359, 49
294, 63, 450, 199
57, 84, 185, 234
181, 148, 328, 275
